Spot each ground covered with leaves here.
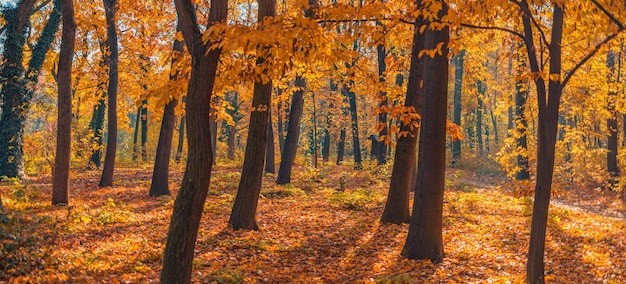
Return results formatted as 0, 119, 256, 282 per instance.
1, 163, 624, 283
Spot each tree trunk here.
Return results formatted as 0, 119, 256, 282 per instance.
149, 22, 184, 197
226, 92, 239, 160
476, 80, 485, 156
175, 114, 185, 162
99, 0, 119, 187
160, 0, 227, 281
266, 109, 276, 173
452, 50, 465, 164
346, 82, 362, 168
515, 43, 530, 181
0, 0, 60, 179
52, 0, 76, 205
141, 99, 149, 161
607, 50, 619, 181
376, 40, 388, 165
380, 13, 425, 225
525, 3, 563, 282
337, 128, 346, 165
402, 1, 448, 262
276, 76, 305, 184
230, 0, 275, 229
89, 96, 106, 168
312, 92, 319, 168
132, 106, 141, 161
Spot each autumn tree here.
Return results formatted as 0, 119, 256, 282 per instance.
451, 49, 465, 164
149, 22, 185, 197
98, 0, 119, 187
402, 0, 449, 262
229, 0, 277, 230
380, 9, 425, 225
160, 0, 228, 281
0, 0, 61, 179
51, 0, 76, 205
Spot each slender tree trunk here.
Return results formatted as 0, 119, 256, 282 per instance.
89, 96, 106, 168
381, 13, 425, 224
52, 0, 76, 205
525, 3, 563, 282
452, 50, 465, 164
515, 43, 530, 181
160, 0, 227, 281
99, 0, 119, 187
312, 92, 319, 168
346, 82, 362, 168
402, 1, 449, 262
277, 99, 285, 154
276, 76, 306, 184
266, 109, 276, 173
376, 39, 388, 165
337, 128, 346, 165
607, 50, 620, 181
141, 99, 149, 161
476, 80, 485, 156
0, 0, 60, 179
175, 114, 185, 162
149, 22, 184, 197
132, 106, 141, 161
229, 0, 275, 230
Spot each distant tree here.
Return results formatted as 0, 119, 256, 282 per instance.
452, 50, 465, 164
607, 50, 619, 182
52, 0, 76, 205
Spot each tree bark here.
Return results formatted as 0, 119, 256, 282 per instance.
402, 0, 448, 262
524, 3, 563, 282
0, 0, 60, 179
132, 106, 141, 161
89, 95, 106, 168
381, 13, 425, 225
346, 81, 362, 168
476, 80, 485, 156
515, 44, 530, 180
607, 50, 619, 181
337, 128, 346, 165
229, 0, 276, 230
149, 22, 184, 197
266, 104, 276, 173
175, 113, 185, 162
52, 0, 76, 205
160, 0, 227, 281
276, 76, 305, 184
376, 39, 388, 165
98, 0, 119, 187
141, 99, 149, 161
452, 50, 465, 164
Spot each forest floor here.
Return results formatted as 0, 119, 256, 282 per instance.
0, 161, 624, 283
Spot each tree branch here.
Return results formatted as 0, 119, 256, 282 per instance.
590, 0, 625, 30
510, 0, 549, 46
460, 23, 524, 40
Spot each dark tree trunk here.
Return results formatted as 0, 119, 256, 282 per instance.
524, 3, 563, 282
515, 44, 530, 181
226, 92, 239, 160
0, 0, 60, 179
141, 99, 149, 161
89, 96, 106, 168
507, 43, 515, 132
376, 40, 388, 165
380, 13, 425, 225
229, 0, 275, 230
132, 106, 141, 161
175, 114, 185, 162
607, 50, 619, 181
312, 92, 319, 168
277, 99, 285, 154
276, 76, 305, 184
160, 0, 227, 281
402, 1, 448, 262
52, 0, 76, 205
149, 22, 184, 197
476, 80, 485, 156
99, 0, 119, 187
452, 50, 465, 164
322, 128, 330, 163
266, 109, 276, 173
210, 112, 218, 164
337, 128, 346, 165
346, 82, 362, 168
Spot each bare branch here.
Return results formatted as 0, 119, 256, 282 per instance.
510, 0, 549, 46
460, 23, 524, 40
